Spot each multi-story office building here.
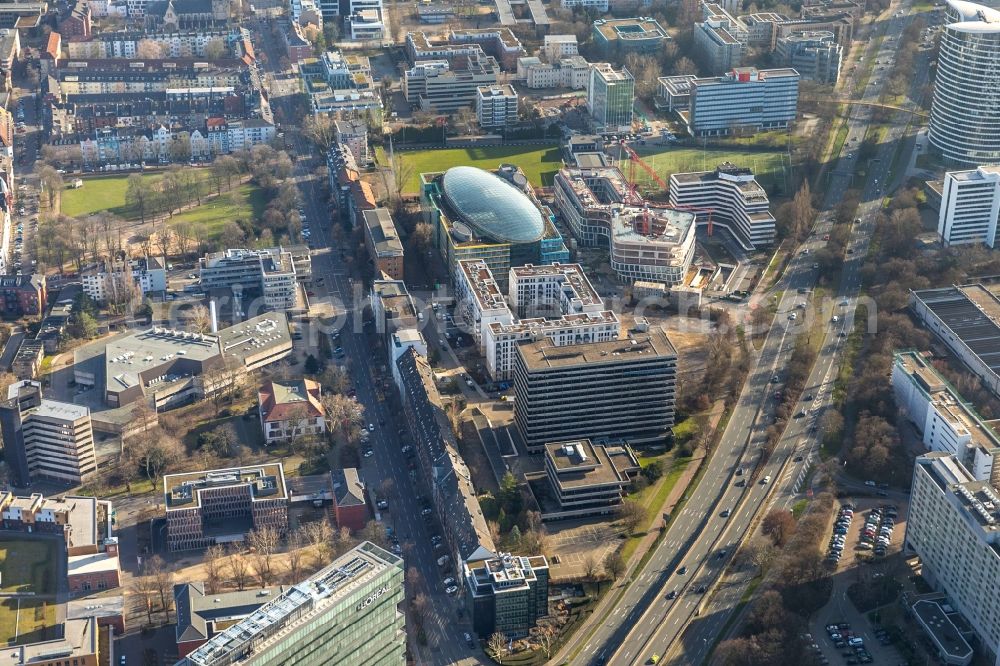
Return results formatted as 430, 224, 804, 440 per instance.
740, 12, 789, 49
905, 452, 1000, 666
199, 246, 311, 311
682, 67, 800, 136
893, 351, 1000, 485
592, 17, 669, 56
421, 165, 569, 291
775, 31, 842, 83
929, 0, 1000, 165
164, 464, 288, 551
362, 208, 405, 280
403, 55, 500, 114
542, 34, 578, 61
0, 380, 97, 487
257, 379, 326, 446
553, 163, 698, 282
910, 285, 1000, 398
695, 3, 748, 72
513, 326, 677, 451
180, 542, 405, 666
937, 165, 1000, 247
454, 260, 619, 380
520, 55, 590, 89
668, 162, 777, 249
395, 348, 497, 564
588, 63, 634, 130
405, 29, 525, 72
560, 0, 607, 10
542, 439, 640, 519
476, 84, 519, 129
464, 553, 549, 639
347, 9, 384, 41
82, 256, 166, 303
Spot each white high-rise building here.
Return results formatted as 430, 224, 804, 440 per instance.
929, 0, 1000, 165
937, 165, 1000, 247
906, 452, 1000, 666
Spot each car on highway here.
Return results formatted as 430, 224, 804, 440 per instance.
376, 499, 388, 510
677, 566, 687, 575
720, 509, 731, 517
363, 448, 374, 458
696, 585, 707, 593
666, 590, 677, 599
368, 423, 375, 431
421, 508, 433, 516
445, 585, 459, 595
761, 475, 771, 484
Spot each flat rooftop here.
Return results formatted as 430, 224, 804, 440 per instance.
185, 542, 402, 666
363, 208, 404, 258
545, 439, 628, 488
30, 399, 89, 422
912, 600, 973, 663
217, 312, 292, 367
510, 263, 601, 308
459, 259, 507, 312
164, 464, 287, 511
594, 17, 668, 41
912, 285, 1000, 377
105, 327, 220, 392
517, 327, 677, 371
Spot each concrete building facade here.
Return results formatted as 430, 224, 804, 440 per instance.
937, 166, 1000, 247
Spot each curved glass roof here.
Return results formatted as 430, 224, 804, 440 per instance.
441, 166, 545, 244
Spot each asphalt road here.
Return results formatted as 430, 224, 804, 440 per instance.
553, 4, 927, 665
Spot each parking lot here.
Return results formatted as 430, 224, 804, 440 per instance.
545, 520, 621, 581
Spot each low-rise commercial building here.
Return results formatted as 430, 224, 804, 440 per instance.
179, 542, 405, 666
560, 0, 607, 11
331, 467, 368, 531
363, 208, 405, 280
513, 326, 677, 451
0, 491, 112, 555
464, 553, 549, 638
0, 380, 97, 487
164, 464, 288, 551
553, 164, 698, 282
258, 379, 325, 446
905, 452, 1000, 666
668, 162, 777, 249
406, 29, 525, 71
910, 285, 1000, 398
0, 617, 99, 665
893, 351, 1000, 485
175, 582, 288, 658
11, 339, 43, 380
937, 166, 1000, 247
476, 84, 519, 129
592, 17, 669, 56
542, 439, 639, 519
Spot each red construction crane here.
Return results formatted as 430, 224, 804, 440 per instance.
620, 141, 718, 236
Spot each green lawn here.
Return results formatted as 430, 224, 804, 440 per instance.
0, 536, 58, 595
60, 168, 214, 220
0, 598, 58, 646
627, 145, 790, 194
383, 145, 562, 194
169, 184, 267, 240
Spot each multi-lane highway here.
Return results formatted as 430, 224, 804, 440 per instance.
552, 3, 926, 664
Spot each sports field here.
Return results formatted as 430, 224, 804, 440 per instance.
625, 145, 791, 194
385, 145, 562, 194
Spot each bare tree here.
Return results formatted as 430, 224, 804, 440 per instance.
617, 499, 646, 535
146, 555, 174, 621
203, 544, 227, 594
487, 632, 508, 663
129, 574, 157, 625
154, 229, 173, 260
173, 221, 194, 258
286, 528, 306, 583
190, 304, 212, 334
226, 547, 253, 591
582, 553, 599, 581
248, 526, 281, 586
603, 551, 625, 581
127, 429, 183, 491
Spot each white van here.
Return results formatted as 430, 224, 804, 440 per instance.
761, 475, 771, 485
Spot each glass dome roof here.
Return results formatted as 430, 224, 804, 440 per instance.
441, 166, 545, 244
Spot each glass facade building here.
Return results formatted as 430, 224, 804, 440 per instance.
587, 64, 635, 130
179, 542, 404, 666
464, 553, 550, 639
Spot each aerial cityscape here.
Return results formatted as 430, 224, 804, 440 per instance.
0, 0, 993, 663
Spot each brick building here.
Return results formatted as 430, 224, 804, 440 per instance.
0, 274, 46, 317
331, 467, 368, 531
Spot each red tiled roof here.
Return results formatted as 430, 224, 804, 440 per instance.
258, 379, 323, 423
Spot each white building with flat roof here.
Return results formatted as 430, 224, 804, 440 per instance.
906, 452, 1000, 666
685, 66, 800, 136
476, 84, 519, 128
668, 162, 777, 249
560, 0, 607, 11
938, 166, 1000, 247
893, 351, 1000, 485
543, 34, 578, 61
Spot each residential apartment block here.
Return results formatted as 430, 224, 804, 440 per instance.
513, 326, 677, 451
82, 256, 166, 303
476, 84, 519, 129
179, 542, 405, 666
0, 381, 95, 487
363, 209, 405, 280
164, 464, 288, 551
910, 285, 1000, 399
335, 117, 369, 166
331, 467, 369, 531
905, 452, 1000, 666
454, 260, 620, 381
588, 63, 634, 130
0, 491, 111, 556
937, 166, 1000, 247
893, 351, 1000, 485
464, 553, 549, 638
0, 273, 46, 317
668, 162, 777, 249
257, 379, 325, 446
298, 50, 381, 116
553, 163, 698, 282
370, 280, 426, 386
